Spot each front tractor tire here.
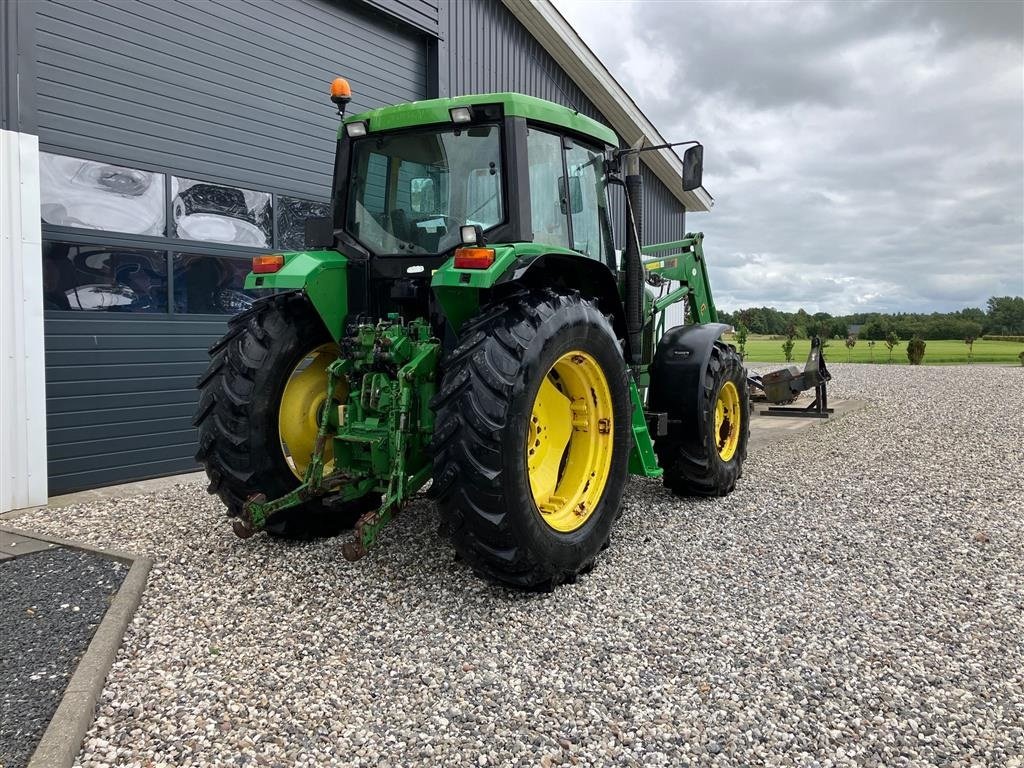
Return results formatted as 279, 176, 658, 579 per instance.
431, 290, 632, 590
193, 292, 376, 538
654, 340, 749, 497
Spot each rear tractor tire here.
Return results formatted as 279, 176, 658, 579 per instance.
654, 340, 749, 497
431, 290, 632, 590
193, 292, 377, 538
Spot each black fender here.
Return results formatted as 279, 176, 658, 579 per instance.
648, 322, 733, 454
493, 253, 627, 344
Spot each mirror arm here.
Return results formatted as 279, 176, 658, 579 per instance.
613, 139, 702, 159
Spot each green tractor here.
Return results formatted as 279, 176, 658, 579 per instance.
194, 79, 748, 589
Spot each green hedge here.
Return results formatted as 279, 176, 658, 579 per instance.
983, 335, 1024, 343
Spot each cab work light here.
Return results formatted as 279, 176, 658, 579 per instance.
449, 106, 473, 124
453, 247, 494, 269
252, 254, 285, 274
345, 121, 368, 138
460, 224, 484, 246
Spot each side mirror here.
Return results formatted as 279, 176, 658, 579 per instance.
304, 216, 334, 249
681, 145, 703, 192
410, 177, 436, 214
568, 175, 583, 214
559, 176, 584, 215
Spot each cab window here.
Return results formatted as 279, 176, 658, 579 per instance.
565, 143, 605, 261
526, 129, 571, 249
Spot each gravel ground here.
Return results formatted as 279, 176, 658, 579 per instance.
15, 364, 1024, 767
0, 549, 127, 768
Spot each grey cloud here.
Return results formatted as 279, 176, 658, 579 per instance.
555, 0, 1023, 314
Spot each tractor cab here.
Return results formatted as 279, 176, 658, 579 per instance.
315, 93, 619, 328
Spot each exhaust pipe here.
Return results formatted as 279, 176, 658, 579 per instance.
623, 139, 645, 365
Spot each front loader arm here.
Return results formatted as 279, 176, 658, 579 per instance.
641, 232, 719, 325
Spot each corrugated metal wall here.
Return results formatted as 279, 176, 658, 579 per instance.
367, 0, 440, 35
34, 0, 428, 201
0, 4, 8, 132
440, 0, 686, 252
28, 0, 431, 494
44, 315, 226, 492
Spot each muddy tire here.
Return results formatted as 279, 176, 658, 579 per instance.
193, 292, 377, 538
430, 290, 632, 590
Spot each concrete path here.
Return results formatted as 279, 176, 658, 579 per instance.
748, 397, 866, 450
0, 530, 61, 561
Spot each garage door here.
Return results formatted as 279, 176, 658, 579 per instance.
34, 0, 429, 494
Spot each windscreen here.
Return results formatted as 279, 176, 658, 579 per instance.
346, 125, 504, 255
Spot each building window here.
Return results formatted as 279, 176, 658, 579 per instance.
172, 253, 261, 315
171, 178, 272, 247
43, 241, 168, 312
39, 153, 165, 236
278, 197, 331, 250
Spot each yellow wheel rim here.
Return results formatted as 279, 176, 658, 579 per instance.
714, 380, 741, 462
278, 343, 343, 479
526, 351, 614, 533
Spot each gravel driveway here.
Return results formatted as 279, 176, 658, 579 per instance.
16, 364, 1024, 767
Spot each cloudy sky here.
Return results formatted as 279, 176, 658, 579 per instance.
553, 0, 1024, 314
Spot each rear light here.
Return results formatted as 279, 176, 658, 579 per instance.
453, 247, 495, 269
252, 254, 285, 274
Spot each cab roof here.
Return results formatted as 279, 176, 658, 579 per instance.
343, 92, 619, 148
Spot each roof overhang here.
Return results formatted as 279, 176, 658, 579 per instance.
502, 0, 714, 212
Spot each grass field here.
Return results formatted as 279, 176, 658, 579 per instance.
731, 335, 1024, 365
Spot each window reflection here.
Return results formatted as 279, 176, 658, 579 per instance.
43, 241, 168, 312
278, 197, 331, 250
171, 178, 271, 246
172, 254, 260, 315
40, 153, 165, 236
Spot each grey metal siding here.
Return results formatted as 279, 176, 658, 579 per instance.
642, 165, 686, 246
442, 0, 605, 125
3, 0, 38, 134
441, 0, 684, 250
31, 0, 431, 493
1, 0, 8, 132
34, 0, 429, 199
364, 0, 440, 35
44, 314, 227, 494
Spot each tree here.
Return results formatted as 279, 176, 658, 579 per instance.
867, 340, 876, 363
885, 331, 900, 363
986, 296, 1024, 335
907, 336, 926, 365
845, 334, 857, 362
736, 324, 749, 361
964, 334, 976, 364
860, 319, 889, 341
782, 323, 796, 363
